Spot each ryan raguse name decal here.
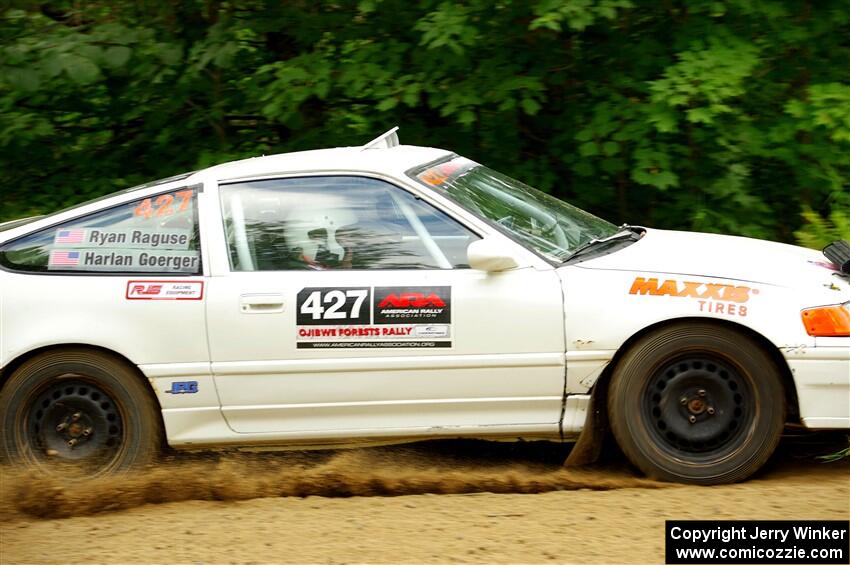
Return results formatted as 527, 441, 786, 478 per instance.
296, 286, 452, 348
53, 228, 192, 249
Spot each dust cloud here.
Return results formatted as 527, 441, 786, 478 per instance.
0, 441, 668, 520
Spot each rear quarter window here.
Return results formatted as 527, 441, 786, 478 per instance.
0, 187, 202, 275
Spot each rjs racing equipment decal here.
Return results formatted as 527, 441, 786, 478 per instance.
296, 286, 452, 349
126, 280, 204, 300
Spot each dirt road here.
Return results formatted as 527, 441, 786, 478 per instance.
1, 437, 848, 564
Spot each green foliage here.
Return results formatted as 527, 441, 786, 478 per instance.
531, 0, 633, 32
1, 0, 849, 249
816, 437, 850, 463
796, 206, 850, 250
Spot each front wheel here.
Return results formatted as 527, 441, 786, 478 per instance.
608, 322, 785, 484
0, 349, 162, 477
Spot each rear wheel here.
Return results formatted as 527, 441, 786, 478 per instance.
0, 349, 161, 477
608, 322, 785, 484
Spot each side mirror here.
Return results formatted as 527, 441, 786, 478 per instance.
467, 239, 520, 272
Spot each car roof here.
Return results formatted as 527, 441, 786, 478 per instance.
0, 143, 453, 242
194, 144, 451, 183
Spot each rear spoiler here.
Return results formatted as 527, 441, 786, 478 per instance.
824, 240, 850, 275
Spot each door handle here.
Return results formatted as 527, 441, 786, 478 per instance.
240, 293, 285, 314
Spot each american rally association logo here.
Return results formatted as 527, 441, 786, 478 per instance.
373, 286, 451, 324
629, 277, 758, 317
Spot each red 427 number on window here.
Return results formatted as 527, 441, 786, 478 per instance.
134, 190, 194, 219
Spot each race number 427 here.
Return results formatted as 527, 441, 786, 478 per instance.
296, 287, 371, 325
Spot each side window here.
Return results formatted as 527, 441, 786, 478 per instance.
0, 187, 201, 274
220, 176, 479, 271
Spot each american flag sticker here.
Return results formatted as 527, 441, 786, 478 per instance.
49, 250, 81, 267
54, 229, 86, 245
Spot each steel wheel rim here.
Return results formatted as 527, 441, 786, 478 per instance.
642, 355, 755, 459
22, 374, 126, 470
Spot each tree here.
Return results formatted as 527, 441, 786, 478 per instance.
1, 0, 848, 247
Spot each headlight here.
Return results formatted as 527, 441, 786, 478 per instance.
801, 302, 850, 336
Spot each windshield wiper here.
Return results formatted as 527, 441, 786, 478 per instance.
562, 225, 641, 263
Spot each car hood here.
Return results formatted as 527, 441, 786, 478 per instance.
575, 227, 845, 290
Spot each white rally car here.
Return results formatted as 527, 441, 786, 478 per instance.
1, 129, 848, 484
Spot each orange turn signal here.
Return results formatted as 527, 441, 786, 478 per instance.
801, 303, 850, 336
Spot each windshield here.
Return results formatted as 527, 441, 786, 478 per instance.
410, 157, 618, 262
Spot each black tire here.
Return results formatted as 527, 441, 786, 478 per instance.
0, 348, 162, 476
608, 322, 785, 484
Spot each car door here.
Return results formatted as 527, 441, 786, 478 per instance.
204, 174, 566, 438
